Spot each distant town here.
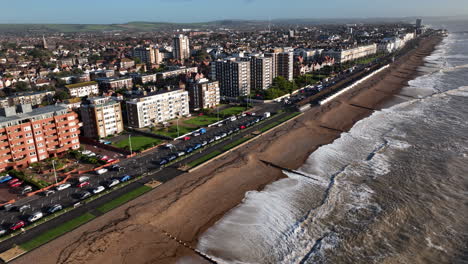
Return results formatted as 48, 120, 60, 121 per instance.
0, 17, 444, 256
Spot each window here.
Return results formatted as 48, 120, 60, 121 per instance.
29, 152, 36, 156
24, 126, 31, 131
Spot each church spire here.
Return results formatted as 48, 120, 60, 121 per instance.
42, 35, 48, 49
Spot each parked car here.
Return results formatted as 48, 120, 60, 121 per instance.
81, 150, 92, 155
106, 179, 120, 188
77, 181, 90, 188
185, 147, 194, 153
44, 190, 55, 197
208, 138, 215, 144
79, 191, 91, 200
99, 155, 110, 161
3, 204, 15, 212
10, 221, 25, 231
28, 212, 43, 222
221, 133, 227, 138
10, 181, 24, 188
177, 151, 185, 157
183, 136, 191, 141
199, 128, 207, 134
159, 159, 168, 165
18, 204, 31, 213
92, 186, 105, 194
192, 132, 201, 137
230, 116, 237, 121
240, 125, 246, 129
21, 185, 33, 194
48, 204, 62, 214
201, 141, 208, 146
7, 178, 19, 185
193, 144, 202, 150
120, 175, 131, 182
217, 123, 223, 127
107, 159, 117, 163
168, 155, 177, 161
56, 183, 71, 191
0, 228, 6, 236
110, 165, 123, 171
78, 176, 90, 183
0, 175, 12, 183
96, 168, 108, 175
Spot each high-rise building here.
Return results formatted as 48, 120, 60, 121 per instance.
80, 97, 124, 138
277, 52, 294, 81
132, 46, 162, 64
210, 59, 251, 97
250, 55, 273, 90
173, 35, 190, 62
42, 35, 48, 49
0, 104, 81, 171
187, 78, 220, 111
126, 89, 189, 128
416, 18, 423, 28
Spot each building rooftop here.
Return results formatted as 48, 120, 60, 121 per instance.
0, 104, 69, 127
65, 81, 98, 89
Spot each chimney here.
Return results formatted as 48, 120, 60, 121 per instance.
0, 106, 17, 117
17, 104, 33, 114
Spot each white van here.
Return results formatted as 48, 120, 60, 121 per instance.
28, 212, 43, 222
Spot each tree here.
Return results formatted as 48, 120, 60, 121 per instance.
15, 81, 30, 92
54, 90, 70, 101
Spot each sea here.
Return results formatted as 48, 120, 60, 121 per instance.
193, 20, 468, 264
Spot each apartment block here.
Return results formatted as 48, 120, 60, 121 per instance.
134, 73, 158, 84
97, 77, 133, 91
277, 51, 294, 81
80, 97, 124, 138
126, 89, 189, 128
187, 78, 220, 111
157, 66, 198, 80
132, 46, 162, 64
173, 34, 190, 62
250, 56, 273, 90
210, 59, 251, 97
8, 91, 55, 107
66, 81, 99, 98
0, 104, 81, 172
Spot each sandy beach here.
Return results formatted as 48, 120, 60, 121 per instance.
13, 34, 442, 264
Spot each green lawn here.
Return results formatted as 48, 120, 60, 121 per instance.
20, 213, 96, 251
183, 115, 220, 127
97, 186, 152, 213
218, 106, 248, 117
112, 136, 162, 151
221, 136, 254, 151
188, 150, 222, 167
154, 125, 197, 138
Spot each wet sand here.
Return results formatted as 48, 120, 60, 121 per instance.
13, 35, 442, 264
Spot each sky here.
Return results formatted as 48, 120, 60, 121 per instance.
1, 0, 467, 24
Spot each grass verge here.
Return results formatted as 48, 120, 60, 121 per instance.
221, 136, 254, 152
113, 136, 162, 152
187, 150, 222, 167
97, 185, 152, 213
19, 213, 96, 251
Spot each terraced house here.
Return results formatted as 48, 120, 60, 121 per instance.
0, 104, 81, 172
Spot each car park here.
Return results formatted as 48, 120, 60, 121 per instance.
18, 204, 31, 213
48, 204, 62, 214
28, 212, 43, 222
78, 176, 90, 183
0, 175, 12, 183
10, 221, 25, 231
79, 191, 91, 200
77, 181, 90, 188
106, 179, 120, 188
56, 183, 71, 191
92, 186, 105, 194
96, 168, 108, 175
120, 175, 131, 182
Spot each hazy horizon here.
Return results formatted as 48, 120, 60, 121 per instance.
1, 0, 467, 24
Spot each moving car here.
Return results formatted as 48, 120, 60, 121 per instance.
77, 181, 90, 188
56, 183, 71, 191
96, 168, 108, 175
18, 204, 31, 213
79, 191, 91, 200
106, 179, 120, 188
120, 175, 131, 182
48, 204, 62, 214
28, 212, 43, 222
92, 186, 105, 194
10, 221, 25, 231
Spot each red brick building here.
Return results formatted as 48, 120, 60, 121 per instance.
0, 104, 81, 172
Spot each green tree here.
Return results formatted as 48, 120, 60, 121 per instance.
54, 90, 71, 101
15, 81, 30, 92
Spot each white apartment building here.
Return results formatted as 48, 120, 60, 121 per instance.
126, 89, 189, 128
210, 59, 251, 97
66, 81, 99, 97
323, 44, 378, 63
173, 34, 190, 62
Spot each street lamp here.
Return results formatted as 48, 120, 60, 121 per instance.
51, 160, 58, 184
128, 134, 133, 155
